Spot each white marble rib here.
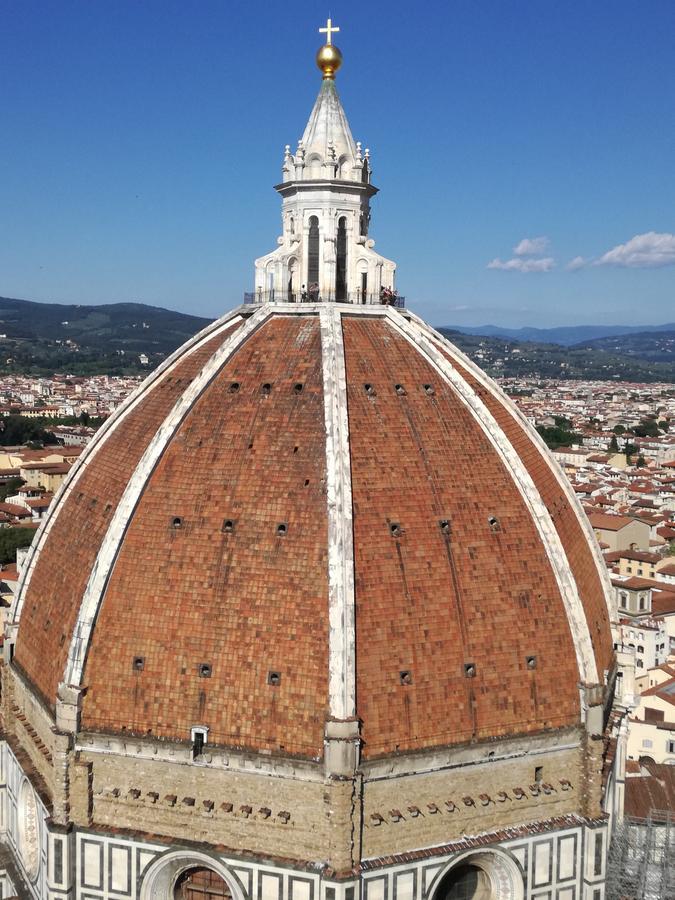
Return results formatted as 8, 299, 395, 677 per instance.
319, 306, 356, 721
408, 309, 617, 636
62, 305, 271, 688
10, 307, 245, 626
384, 308, 599, 689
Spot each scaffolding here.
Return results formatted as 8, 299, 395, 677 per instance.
606, 810, 675, 900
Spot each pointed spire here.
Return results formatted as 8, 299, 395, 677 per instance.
300, 79, 358, 173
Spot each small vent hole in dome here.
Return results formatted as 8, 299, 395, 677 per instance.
294, 383, 304, 394
276, 523, 288, 536
439, 519, 451, 534
198, 662, 212, 678
222, 519, 235, 533
423, 383, 435, 395
488, 515, 501, 532
261, 382, 272, 395
464, 662, 476, 678
390, 522, 403, 537
229, 382, 240, 393
399, 670, 413, 685
171, 516, 183, 529
132, 656, 145, 672
395, 383, 407, 395
526, 655, 537, 670
267, 670, 282, 686
364, 383, 376, 396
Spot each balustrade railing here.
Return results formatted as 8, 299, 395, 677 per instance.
243, 291, 405, 308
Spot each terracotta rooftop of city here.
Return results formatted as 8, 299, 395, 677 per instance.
9, 302, 615, 759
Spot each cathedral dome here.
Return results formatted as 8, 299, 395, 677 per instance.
10, 303, 615, 760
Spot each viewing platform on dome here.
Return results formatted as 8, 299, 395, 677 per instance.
244, 289, 405, 307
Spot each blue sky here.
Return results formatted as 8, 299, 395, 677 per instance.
1, 0, 674, 327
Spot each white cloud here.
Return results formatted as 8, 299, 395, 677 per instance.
487, 256, 555, 273
513, 236, 550, 256
595, 231, 675, 268
566, 256, 587, 271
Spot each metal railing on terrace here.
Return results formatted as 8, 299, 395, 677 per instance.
243, 290, 405, 308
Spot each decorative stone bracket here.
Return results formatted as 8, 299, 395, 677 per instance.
56, 682, 83, 735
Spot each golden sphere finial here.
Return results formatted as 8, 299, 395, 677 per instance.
317, 17, 342, 80
316, 42, 343, 80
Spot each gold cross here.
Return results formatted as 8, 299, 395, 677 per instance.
319, 17, 340, 45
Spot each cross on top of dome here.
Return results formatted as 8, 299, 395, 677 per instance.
319, 17, 340, 45
316, 18, 343, 81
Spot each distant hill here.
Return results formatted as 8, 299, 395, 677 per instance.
0, 296, 212, 375
1, 294, 674, 382
0, 296, 211, 352
443, 322, 675, 347
441, 328, 675, 383
572, 330, 675, 362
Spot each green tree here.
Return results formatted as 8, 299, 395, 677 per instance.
623, 441, 639, 461
636, 454, 646, 467
633, 418, 660, 438
536, 425, 582, 450
0, 415, 56, 446
0, 477, 25, 502
613, 424, 626, 435
0, 527, 35, 565
609, 435, 619, 453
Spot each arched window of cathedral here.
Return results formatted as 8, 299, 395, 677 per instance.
288, 257, 297, 301
289, 216, 295, 235
266, 263, 275, 300
336, 217, 347, 301
338, 155, 349, 179
308, 216, 320, 286
174, 868, 232, 900
436, 864, 492, 900
307, 154, 322, 178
